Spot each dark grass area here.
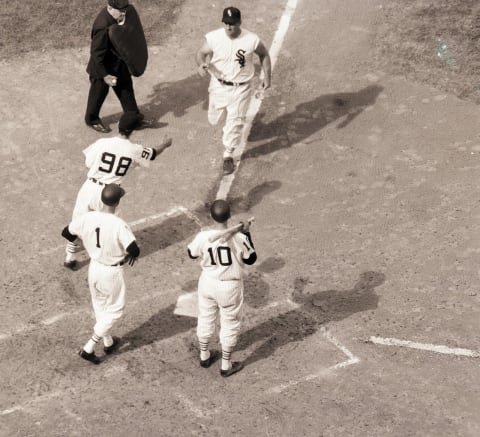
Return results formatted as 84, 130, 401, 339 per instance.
0, 0, 182, 59
373, 0, 480, 103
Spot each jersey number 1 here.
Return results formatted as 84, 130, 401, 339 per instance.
95, 227, 101, 248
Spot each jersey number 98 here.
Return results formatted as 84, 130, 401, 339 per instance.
99, 152, 133, 176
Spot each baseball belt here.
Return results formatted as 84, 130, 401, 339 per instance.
217, 78, 248, 86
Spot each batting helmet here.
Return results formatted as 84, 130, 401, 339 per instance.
101, 183, 125, 207
210, 199, 231, 223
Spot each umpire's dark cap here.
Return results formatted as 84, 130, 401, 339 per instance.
222, 7, 241, 24
108, 0, 129, 10
101, 183, 125, 207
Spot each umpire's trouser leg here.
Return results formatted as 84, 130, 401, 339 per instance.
85, 77, 110, 125
112, 75, 143, 124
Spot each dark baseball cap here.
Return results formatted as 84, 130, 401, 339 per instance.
118, 112, 138, 136
101, 184, 125, 207
108, 0, 129, 10
222, 7, 241, 24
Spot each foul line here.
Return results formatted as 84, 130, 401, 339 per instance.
368, 336, 480, 358
216, 0, 298, 200
269, 327, 360, 394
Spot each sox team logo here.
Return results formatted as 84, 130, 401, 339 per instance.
235, 49, 246, 68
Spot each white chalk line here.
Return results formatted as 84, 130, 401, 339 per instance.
216, 0, 298, 200
367, 336, 480, 358
269, 327, 360, 394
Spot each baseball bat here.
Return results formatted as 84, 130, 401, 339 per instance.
208, 216, 255, 243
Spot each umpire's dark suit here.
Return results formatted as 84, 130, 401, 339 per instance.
85, 7, 142, 127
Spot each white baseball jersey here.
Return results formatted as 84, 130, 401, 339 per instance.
69, 211, 135, 266
206, 28, 260, 83
188, 229, 255, 281
84, 136, 155, 184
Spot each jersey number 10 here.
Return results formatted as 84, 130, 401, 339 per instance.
207, 246, 232, 266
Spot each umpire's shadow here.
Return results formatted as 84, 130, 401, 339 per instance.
237, 271, 384, 367
243, 84, 384, 160
102, 74, 208, 128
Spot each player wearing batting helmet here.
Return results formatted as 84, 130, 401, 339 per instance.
187, 200, 257, 377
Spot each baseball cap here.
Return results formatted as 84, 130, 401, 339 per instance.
108, 0, 129, 10
101, 184, 125, 207
118, 112, 138, 136
222, 7, 241, 24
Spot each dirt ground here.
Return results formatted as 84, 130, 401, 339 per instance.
1, 0, 480, 436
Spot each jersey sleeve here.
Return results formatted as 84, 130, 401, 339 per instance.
83, 141, 102, 169
237, 232, 256, 260
187, 233, 203, 258
118, 222, 136, 252
132, 143, 155, 167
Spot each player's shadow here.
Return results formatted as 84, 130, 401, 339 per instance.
244, 256, 286, 309
243, 84, 384, 160
136, 180, 281, 258
101, 74, 208, 128
237, 271, 384, 367
118, 303, 197, 354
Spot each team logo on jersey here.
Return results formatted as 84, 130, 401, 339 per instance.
235, 49, 246, 68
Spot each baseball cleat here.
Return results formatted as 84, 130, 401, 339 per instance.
63, 260, 78, 270
79, 350, 101, 365
104, 336, 121, 355
220, 361, 243, 377
223, 157, 235, 175
200, 350, 219, 368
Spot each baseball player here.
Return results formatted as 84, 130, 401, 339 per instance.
187, 200, 257, 377
64, 112, 173, 269
196, 6, 272, 175
61, 184, 139, 364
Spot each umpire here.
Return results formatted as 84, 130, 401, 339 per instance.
85, 0, 147, 133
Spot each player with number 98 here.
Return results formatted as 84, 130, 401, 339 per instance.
64, 113, 173, 270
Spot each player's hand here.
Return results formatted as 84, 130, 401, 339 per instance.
262, 79, 271, 90
124, 254, 138, 266
198, 64, 209, 78
159, 135, 173, 151
104, 75, 118, 87
240, 220, 250, 233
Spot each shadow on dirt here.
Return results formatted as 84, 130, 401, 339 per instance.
101, 74, 208, 128
244, 256, 286, 309
243, 84, 384, 159
237, 271, 385, 367
136, 180, 281, 258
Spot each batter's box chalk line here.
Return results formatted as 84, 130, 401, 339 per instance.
268, 327, 360, 394
367, 336, 480, 358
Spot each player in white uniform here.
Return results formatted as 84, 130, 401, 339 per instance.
187, 200, 257, 377
64, 112, 172, 269
196, 6, 271, 175
62, 184, 140, 364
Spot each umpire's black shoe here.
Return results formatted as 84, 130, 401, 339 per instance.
63, 260, 78, 271
200, 350, 219, 368
223, 157, 235, 175
104, 337, 121, 355
87, 121, 111, 133
79, 350, 101, 365
220, 361, 243, 377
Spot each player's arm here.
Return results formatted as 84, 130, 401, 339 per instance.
61, 225, 78, 242
255, 41, 272, 90
240, 229, 257, 265
196, 40, 213, 77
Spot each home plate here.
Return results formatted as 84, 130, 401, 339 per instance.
174, 291, 198, 317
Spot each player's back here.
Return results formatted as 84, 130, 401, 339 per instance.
71, 211, 135, 266
189, 229, 254, 281
84, 137, 153, 184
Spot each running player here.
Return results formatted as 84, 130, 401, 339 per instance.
65, 112, 172, 269
187, 199, 257, 377
61, 183, 139, 364
195, 6, 272, 175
